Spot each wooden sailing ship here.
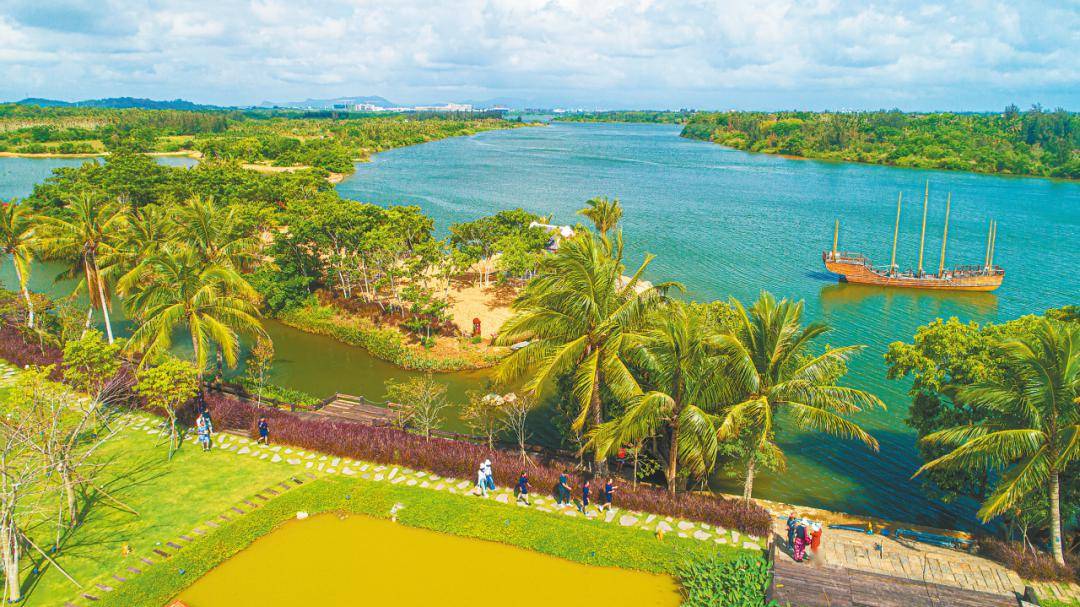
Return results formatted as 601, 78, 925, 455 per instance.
823, 182, 1004, 292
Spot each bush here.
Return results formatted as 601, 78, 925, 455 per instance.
194, 394, 774, 536
980, 538, 1079, 582
0, 324, 63, 376
679, 552, 776, 607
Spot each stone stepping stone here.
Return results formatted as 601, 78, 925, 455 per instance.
259, 453, 268, 460
152, 549, 170, 557
343, 467, 356, 476
360, 464, 370, 471
645, 514, 656, 524
656, 521, 673, 533
693, 530, 711, 541
96, 583, 114, 592
677, 521, 694, 531
388, 468, 398, 479
373, 473, 384, 481
406, 479, 417, 486
271, 446, 281, 452
677, 532, 688, 538
265, 488, 279, 496
619, 515, 639, 526
237, 447, 250, 455
287, 458, 300, 465
375, 465, 386, 471
127, 567, 142, 575
562, 509, 577, 517
254, 494, 269, 502
605, 510, 616, 523
420, 481, 429, 488
434, 483, 445, 490
715, 537, 728, 544
495, 494, 509, 503
317, 463, 325, 471
193, 528, 206, 535
415, 471, 426, 478
140, 557, 155, 565
82, 593, 99, 601
456, 481, 471, 490
319, 455, 327, 461
113, 574, 127, 583
331, 458, 340, 466
391, 476, 405, 484
305, 462, 313, 469
278, 482, 293, 490
742, 541, 760, 550
284, 448, 293, 454
166, 541, 182, 550
231, 507, 245, 514
180, 534, 194, 541
205, 520, 220, 528
732, 531, 740, 543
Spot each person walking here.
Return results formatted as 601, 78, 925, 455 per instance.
579, 478, 592, 514
475, 463, 489, 497
257, 416, 270, 445
196, 415, 212, 452
556, 470, 572, 507
516, 471, 531, 505
483, 459, 495, 492
793, 520, 808, 563
809, 522, 823, 563
600, 478, 616, 512
786, 512, 797, 549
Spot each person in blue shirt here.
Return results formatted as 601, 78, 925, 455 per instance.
516, 471, 531, 505
257, 416, 270, 445
556, 470, 572, 506
579, 478, 591, 514
600, 478, 616, 512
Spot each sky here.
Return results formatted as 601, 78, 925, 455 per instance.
0, 0, 1077, 111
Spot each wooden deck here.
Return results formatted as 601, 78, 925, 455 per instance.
771, 554, 1018, 607
311, 393, 400, 425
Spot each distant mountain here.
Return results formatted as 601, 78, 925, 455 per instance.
262, 96, 397, 110
13, 97, 228, 110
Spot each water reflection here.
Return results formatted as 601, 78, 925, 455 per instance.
819, 282, 998, 317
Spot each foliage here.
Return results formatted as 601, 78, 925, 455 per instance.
200, 393, 774, 535
554, 111, 696, 124
462, 390, 504, 449
980, 538, 1078, 582
384, 374, 450, 438
678, 552, 776, 607
682, 106, 1080, 179
133, 356, 198, 456
61, 329, 123, 396
244, 335, 275, 407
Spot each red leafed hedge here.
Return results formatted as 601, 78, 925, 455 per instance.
193, 393, 774, 537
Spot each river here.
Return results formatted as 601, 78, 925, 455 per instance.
1, 126, 1078, 527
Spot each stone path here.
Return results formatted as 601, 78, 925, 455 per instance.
120, 413, 765, 552
1033, 580, 1080, 605
771, 518, 1024, 600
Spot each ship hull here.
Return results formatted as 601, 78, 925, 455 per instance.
824, 258, 1003, 292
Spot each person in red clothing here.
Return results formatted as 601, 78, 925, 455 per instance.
809, 522, 823, 562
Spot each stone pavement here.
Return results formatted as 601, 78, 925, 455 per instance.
123, 413, 766, 552
771, 517, 1023, 599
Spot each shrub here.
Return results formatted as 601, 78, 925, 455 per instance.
194, 394, 774, 536
679, 552, 776, 607
0, 324, 63, 376
980, 538, 1079, 582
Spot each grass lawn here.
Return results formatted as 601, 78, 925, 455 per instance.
26, 421, 294, 606
96, 473, 747, 607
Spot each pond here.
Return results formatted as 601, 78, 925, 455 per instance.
174, 514, 681, 607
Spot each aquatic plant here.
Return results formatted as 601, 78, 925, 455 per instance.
678, 552, 777, 607
197, 393, 773, 536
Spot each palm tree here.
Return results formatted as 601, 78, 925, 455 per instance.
496, 231, 677, 453
588, 301, 724, 493
37, 194, 126, 343
578, 196, 623, 237
101, 204, 172, 287
0, 203, 38, 328
171, 195, 261, 270
914, 319, 1079, 564
715, 291, 885, 501
119, 249, 263, 380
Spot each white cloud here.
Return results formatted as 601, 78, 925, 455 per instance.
0, 0, 1075, 109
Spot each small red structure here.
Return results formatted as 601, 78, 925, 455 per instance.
472, 317, 482, 337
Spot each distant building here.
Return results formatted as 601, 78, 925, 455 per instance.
353, 103, 382, 111
529, 222, 575, 251
413, 103, 474, 112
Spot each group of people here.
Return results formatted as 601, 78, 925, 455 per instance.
474, 461, 617, 515
786, 514, 823, 563
193, 396, 271, 453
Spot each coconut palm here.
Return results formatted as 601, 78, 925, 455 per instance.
101, 204, 172, 287
0, 203, 39, 328
170, 195, 261, 270
914, 319, 1079, 564
587, 301, 724, 493
119, 249, 263, 379
37, 194, 126, 343
578, 196, 623, 237
715, 291, 885, 501
496, 230, 677, 449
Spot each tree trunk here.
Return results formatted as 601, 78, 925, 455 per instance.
90, 258, 114, 344
743, 457, 756, 501
1050, 471, 1065, 565
13, 264, 34, 329
590, 367, 608, 474
60, 463, 77, 525
666, 426, 679, 495
1, 516, 21, 603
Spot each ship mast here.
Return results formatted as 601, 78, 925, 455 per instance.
917, 180, 928, 275
890, 192, 902, 274
988, 221, 998, 269
984, 219, 994, 268
832, 219, 839, 258
938, 193, 951, 277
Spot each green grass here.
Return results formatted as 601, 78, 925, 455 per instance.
96, 474, 747, 607
28, 423, 294, 606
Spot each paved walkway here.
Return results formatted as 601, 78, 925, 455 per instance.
771, 518, 1024, 602
123, 413, 766, 551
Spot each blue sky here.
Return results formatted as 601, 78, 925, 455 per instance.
0, 0, 1076, 110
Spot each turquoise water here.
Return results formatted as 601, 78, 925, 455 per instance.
0, 155, 197, 201
338, 122, 1080, 528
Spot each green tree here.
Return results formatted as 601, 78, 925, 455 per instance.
384, 374, 450, 439
171, 194, 261, 271
577, 196, 623, 237
496, 231, 676, 462
913, 319, 1080, 564
133, 356, 199, 458
120, 249, 263, 381
588, 300, 724, 493
62, 329, 122, 397
715, 292, 884, 500
0, 202, 39, 327
37, 193, 126, 343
